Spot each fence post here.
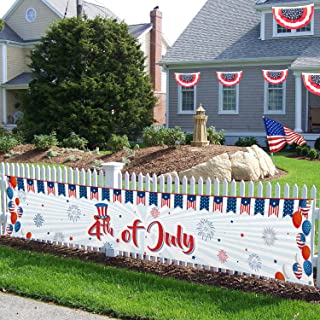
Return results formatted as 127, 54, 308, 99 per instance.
101, 162, 125, 189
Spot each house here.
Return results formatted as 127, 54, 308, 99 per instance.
161, 0, 320, 145
0, 0, 169, 129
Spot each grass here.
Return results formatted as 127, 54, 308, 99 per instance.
0, 245, 319, 320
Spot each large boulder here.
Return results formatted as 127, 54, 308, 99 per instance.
172, 145, 277, 182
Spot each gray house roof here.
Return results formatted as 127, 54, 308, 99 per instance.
256, 0, 313, 5
291, 41, 320, 70
0, 23, 24, 42
129, 23, 152, 38
3, 72, 32, 86
162, 0, 320, 67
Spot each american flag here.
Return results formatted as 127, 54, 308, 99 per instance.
187, 195, 196, 210
47, 182, 56, 195
263, 117, 306, 153
213, 196, 223, 213
113, 189, 122, 202
27, 179, 35, 192
136, 191, 146, 205
68, 184, 77, 197
161, 193, 171, 207
240, 198, 251, 215
268, 199, 280, 217
90, 187, 99, 200
298, 199, 311, 219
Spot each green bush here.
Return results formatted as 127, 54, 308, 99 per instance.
142, 126, 185, 147
62, 132, 88, 150
301, 146, 310, 157
185, 133, 193, 145
296, 145, 304, 156
308, 148, 318, 160
33, 132, 58, 151
107, 134, 130, 152
235, 137, 258, 147
314, 137, 320, 151
207, 127, 225, 145
0, 135, 19, 153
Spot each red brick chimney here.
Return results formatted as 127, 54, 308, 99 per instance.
150, 7, 162, 93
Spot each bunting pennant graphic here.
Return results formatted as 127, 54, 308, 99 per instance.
37, 180, 44, 194
113, 189, 122, 202
268, 199, 280, 217
136, 191, 146, 205
102, 188, 110, 201
58, 183, 66, 197
17, 178, 25, 191
213, 196, 223, 213
90, 187, 99, 200
47, 182, 56, 195
187, 195, 197, 210
298, 199, 311, 219
200, 196, 210, 211
68, 184, 77, 197
254, 198, 265, 216
149, 193, 158, 206
302, 73, 320, 96
174, 72, 200, 88
216, 71, 242, 86
283, 199, 294, 217
161, 193, 171, 207
79, 186, 87, 199
240, 198, 251, 215
174, 194, 183, 209
262, 70, 288, 84
26, 179, 35, 192
125, 190, 133, 204
227, 197, 237, 213
272, 4, 314, 30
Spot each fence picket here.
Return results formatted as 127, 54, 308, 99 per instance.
86, 169, 91, 186
74, 168, 79, 185
190, 177, 195, 194
138, 173, 144, 191
125, 172, 130, 190
167, 175, 172, 193
214, 178, 220, 196
302, 185, 308, 199
284, 184, 290, 198
198, 177, 203, 195
182, 176, 188, 194
275, 183, 281, 198
293, 184, 299, 198
206, 178, 211, 196
63, 167, 68, 183
145, 174, 151, 191
222, 179, 228, 196
19, 163, 25, 179
240, 181, 245, 197
257, 182, 263, 198
36, 165, 41, 181
99, 170, 104, 187
68, 167, 74, 184
25, 164, 30, 179
51, 167, 57, 183
131, 172, 136, 191
248, 181, 254, 197
9, 163, 15, 177
80, 168, 86, 185
152, 174, 157, 192
159, 175, 165, 192
266, 182, 272, 198
231, 180, 236, 196
175, 175, 180, 194
5, 163, 10, 176
92, 169, 98, 187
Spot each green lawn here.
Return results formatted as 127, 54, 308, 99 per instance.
0, 245, 319, 320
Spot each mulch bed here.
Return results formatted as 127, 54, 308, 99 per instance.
1, 236, 320, 303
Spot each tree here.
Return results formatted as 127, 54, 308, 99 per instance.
21, 17, 156, 148
0, 19, 4, 31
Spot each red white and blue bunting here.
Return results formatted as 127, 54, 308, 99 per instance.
302, 73, 320, 96
262, 69, 288, 85
174, 72, 200, 88
272, 4, 314, 30
216, 71, 243, 86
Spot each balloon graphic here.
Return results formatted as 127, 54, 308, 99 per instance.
14, 221, 21, 233
8, 200, 15, 212
292, 211, 302, 228
296, 233, 306, 249
26, 232, 32, 239
275, 272, 285, 281
10, 212, 17, 225
6, 224, 13, 235
293, 262, 303, 279
302, 246, 311, 260
17, 207, 23, 218
302, 220, 312, 236
6, 187, 14, 199
303, 260, 313, 277
15, 198, 20, 206
9, 177, 17, 188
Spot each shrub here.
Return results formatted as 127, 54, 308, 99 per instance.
142, 125, 165, 146
33, 132, 58, 150
46, 149, 59, 158
0, 126, 8, 137
0, 135, 19, 153
185, 133, 193, 145
296, 145, 304, 156
235, 137, 258, 147
107, 134, 130, 153
62, 132, 88, 150
314, 137, 320, 151
207, 127, 225, 145
162, 127, 186, 146
308, 148, 318, 160
301, 146, 310, 157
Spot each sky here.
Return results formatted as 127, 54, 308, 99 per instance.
0, 0, 208, 44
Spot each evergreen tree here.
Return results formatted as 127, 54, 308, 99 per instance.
21, 17, 156, 148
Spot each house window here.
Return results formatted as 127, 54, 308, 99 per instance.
218, 84, 239, 114
178, 86, 196, 113
274, 20, 313, 37
264, 82, 286, 114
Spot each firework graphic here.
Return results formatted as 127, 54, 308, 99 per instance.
17, 190, 27, 203
67, 205, 81, 222
33, 213, 44, 228
217, 249, 228, 263
248, 253, 262, 272
102, 242, 113, 251
53, 232, 65, 242
150, 207, 160, 219
262, 227, 277, 246
196, 219, 215, 241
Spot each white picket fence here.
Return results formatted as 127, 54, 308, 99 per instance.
0, 161, 320, 286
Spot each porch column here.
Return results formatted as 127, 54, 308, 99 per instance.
1, 89, 6, 124
294, 72, 303, 132
1, 43, 7, 124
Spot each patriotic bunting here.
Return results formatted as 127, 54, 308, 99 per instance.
263, 117, 306, 153
68, 184, 77, 197
272, 4, 314, 30
136, 191, 146, 205
186, 195, 196, 210
27, 179, 35, 192
262, 70, 288, 84
161, 193, 171, 207
174, 72, 200, 88
47, 182, 56, 195
90, 187, 99, 200
216, 71, 242, 86
213, 196, 223, 213
302, 73, 320, 96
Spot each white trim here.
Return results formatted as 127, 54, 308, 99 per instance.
263, 81, 286, 115
260, 12, 266, 40
218, 83, 239, 115
1, 44, 7, 84
2, 0, 22, 20
164, 65, 169, 128
177, 85, 197, 114
1, 88, 7, 124
41, 0, 64, 18
256, 1, 315, 11
25, 7, 37, 23
305, 87, 309, 132
272, 16, 314, 38
294, 73, 303, 132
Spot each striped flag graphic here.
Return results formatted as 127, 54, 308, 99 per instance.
90, 187, 99, 200
47, 181, 56, 195
68, 184, 77, 197
298, 199, 311, 219
27, 179, 35, 192
136, 191, 146, 205
187, 195, 197, 210
213, 196, 223, 213
161, 193, 171, 207
268, 199, 280, 217
240, 198, 251, 215
113, 189, 122, 202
